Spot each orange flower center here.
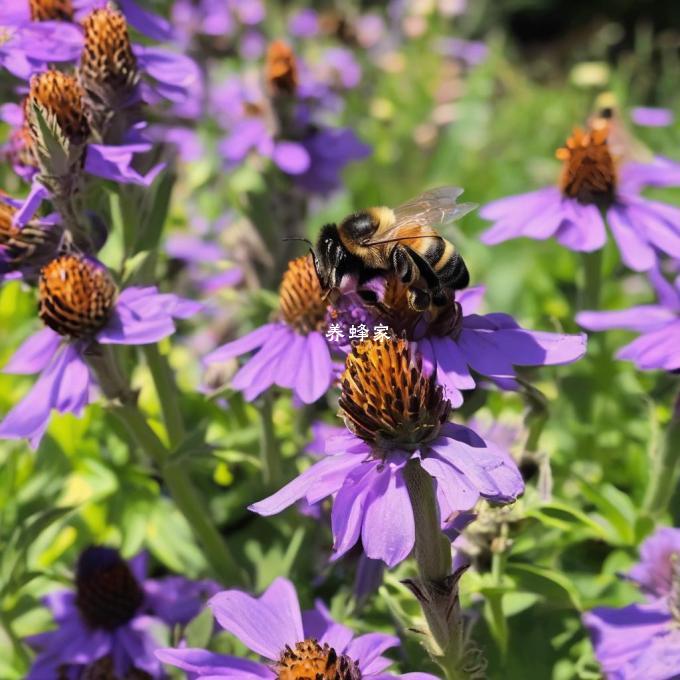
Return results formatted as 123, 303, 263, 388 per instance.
28, 70, 90, 145
266, 40, 299, 96
39, 255, 117, 338
556, 125, 617, 205
80, 8, 138, 95
340, 337, 450, 451
29, 0, 73, 21
279, 255, 328, 334
275, 639, 361, 680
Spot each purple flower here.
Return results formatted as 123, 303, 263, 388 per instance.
157, 577, 438, 680
294, 127, 371, 195
288, 8, 319, 38
26, 546, 218, 680
583, 526, 680, 680
577, 270, 680, 372
204, 255, 335, 405
0, 255, 200, 448
631, 107, 675, 128
480, 125, 680, 272
250, 337, 523, 567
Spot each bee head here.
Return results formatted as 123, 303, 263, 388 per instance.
339, 211, 379, 245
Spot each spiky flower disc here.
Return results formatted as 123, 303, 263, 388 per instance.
80, 7, 138, 107
279, 255, 328, 334
75, 547, 144, 631
28, 70, 90, 145
340, 337, 451, 451
0, 202, 61, 272
39, 254, 117, 338
29, 0, 73, 21
266, 40, 299, 96
275, 639, 362, 680
556, 125, 617, 205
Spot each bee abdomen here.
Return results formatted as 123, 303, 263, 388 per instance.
436, 241, 469, 290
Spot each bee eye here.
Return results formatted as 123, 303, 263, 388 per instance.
343, 213, 376, 241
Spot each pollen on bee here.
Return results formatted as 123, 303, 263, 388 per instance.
28, 70, 90, 145
28, 0, 73, 21
266, 40, 299, 96
39, 255, 117, 338
556, 125, 617, 204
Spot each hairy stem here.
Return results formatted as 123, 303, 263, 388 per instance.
259, 393, 282, 487
578, 249, 603, 311
143, 343, 185, 447
643, 389, 680, 516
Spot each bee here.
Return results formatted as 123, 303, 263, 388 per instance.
589, 92, 653, 165
308, 186, 475, 311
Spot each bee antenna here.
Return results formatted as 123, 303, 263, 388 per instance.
282, 237, 314, 247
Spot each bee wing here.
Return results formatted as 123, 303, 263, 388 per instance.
365, 186, 476, 245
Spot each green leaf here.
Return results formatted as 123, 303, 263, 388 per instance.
506, 563, 583, 611
135, 171, 176, 252
184, 606, 214, 649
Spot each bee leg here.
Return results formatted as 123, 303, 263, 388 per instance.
407, 287, 431, 312
392, 246, 416, 283
431, 289, 450, 307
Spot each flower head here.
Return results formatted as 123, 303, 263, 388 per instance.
0, 199, 62, 279
157, 577, 437, 680
204, 255, 334, 404
556, 125, 617, 205
28, 0, 73, 21
584, 526, 680, 680
250, 336, 523, 566
28, 69, 90, 145
480, 122, 680, 271
79, 6, 139, 112
0, 254, 200, 447
26, 546, 218, 679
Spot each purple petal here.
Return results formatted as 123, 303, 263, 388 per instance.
0, 344, 90, 448
362, 467, 414, 567
295, 332, 333, 404
631, 107, 674, 127
204, 323, 279, 365
273, 141, 311, 175
85, 144, 165, 187
3, 329, 61, 375
607, 204, 657, 272
250, 454, 357, 516
489, 328, 587, 366
302, 601, 354, 654
209, 578, 302, 660
457, 286, 485, 315
617, 321, 680, 371
628, 527, 680, 597
346, 633, 399, 674
135, 46, 201, 103
332, 463, 380, 559
117, 0, 174, 40
577, 306, 675, 333
420, 454, 480, 512
156, 647, 272, 678
13, 181, 49, 226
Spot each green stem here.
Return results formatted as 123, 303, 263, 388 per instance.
578, 249, 603, 311
403, 460, 451, 582
0, 612, 30, 669
259, 393, 282, 487
112, 403, 245, 585
643, 390, 680, 516
143, 344, 185, 447
162, 459, 247, 586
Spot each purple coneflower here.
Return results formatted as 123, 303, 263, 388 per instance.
367, 279, 586, 406
583, 527, 680, 680
204, 254, 334, 404
0, 253, 199, 447
26, 545, 217, 679
157, 576, 437, 680
250, 336, 524, 567
577, 270, 680, 372
480, 124, 680, 272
